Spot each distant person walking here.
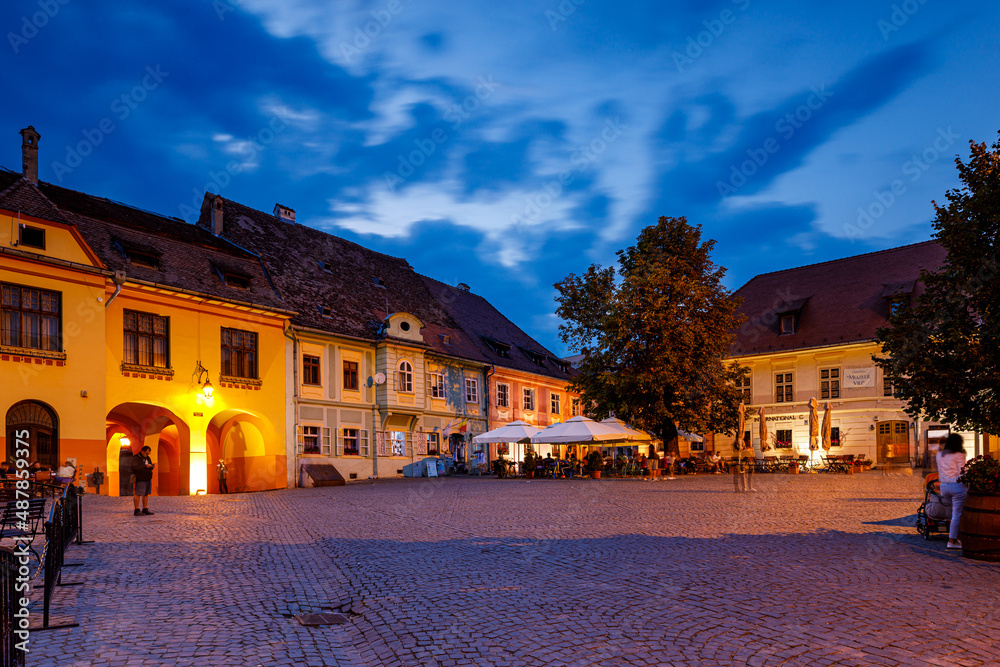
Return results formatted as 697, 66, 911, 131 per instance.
133, 446, 155, 516
217, 459, 229, 494
936, 433, 968, 550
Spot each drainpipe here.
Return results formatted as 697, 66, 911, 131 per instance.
104, 271, 126, 310
484, 365, 495, 468
283, 323, 299, 486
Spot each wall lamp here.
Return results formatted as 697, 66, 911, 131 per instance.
119, 435, 131, 448
195, 361, 214, 399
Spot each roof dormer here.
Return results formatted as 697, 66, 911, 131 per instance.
385, 312, 424, 342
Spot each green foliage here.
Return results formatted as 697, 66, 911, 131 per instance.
585, 449, 604, 473
875, 134, 1000, 434
555, 216, 748, 449
958, 456, 1000, 496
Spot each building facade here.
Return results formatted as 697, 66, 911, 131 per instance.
726, 242, 991, 464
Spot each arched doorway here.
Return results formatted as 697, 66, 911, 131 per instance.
106, 403, 189, 496
207, 410, 284, 493
6, 401, 58, 469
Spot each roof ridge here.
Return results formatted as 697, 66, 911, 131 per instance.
41, 180, 186, 223
738, 240, 940, 286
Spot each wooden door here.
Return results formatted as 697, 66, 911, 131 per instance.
877, 421, 909, 462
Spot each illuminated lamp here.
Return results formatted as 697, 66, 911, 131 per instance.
119, 435, 131, 448
195, 361, 215, 399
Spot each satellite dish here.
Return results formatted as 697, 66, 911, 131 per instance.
373, 372, 386, 385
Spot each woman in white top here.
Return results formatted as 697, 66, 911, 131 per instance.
936, 433, 968, 550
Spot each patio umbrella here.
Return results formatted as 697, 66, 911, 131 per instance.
821, 401, 832, 452
734, 401, 746, 453
474, 420, 542, 465
808, 397, 820, 470
530, 416, 628, 444
758, 406, 770, 452
599, 417, 652, 442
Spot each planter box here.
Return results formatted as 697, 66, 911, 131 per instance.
959, 494, 1000, 562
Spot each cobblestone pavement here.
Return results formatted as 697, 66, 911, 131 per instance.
26, 472, 1000, 666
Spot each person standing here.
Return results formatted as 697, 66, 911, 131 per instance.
936, 433, 968, 550
217, 459, 229, 494
133, 446, 155, 516
647, 447, 660, 481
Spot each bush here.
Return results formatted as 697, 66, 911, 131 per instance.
958, 455, 1000, 495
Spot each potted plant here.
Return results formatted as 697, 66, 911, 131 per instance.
523, 451, 535, 479
956, 455, 1000, 561
586, 450, 604, 479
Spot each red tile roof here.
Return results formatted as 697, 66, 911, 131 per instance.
729, 240, 946, 356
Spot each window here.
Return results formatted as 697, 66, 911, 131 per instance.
18, 226, 45, 249
1, 283, 61, 352
397, 361, 413, 392
390, 431, 407, 456
820, 367, 840, 400
736, 374, 751, 402
775, 373, 793, 403
690, 440, 705, 452
426, 432, 440, 455
830, 427, 841, 448
123, 310, 169, 369
887, 296, 909, 318
775, 429, 792, 449
127, 249, 159, 269
883, 374, 894, 397
302, 355, 321, 386
481, 336, 511, 358
780, 314, 795, 334
496, 383, 510, 408
224, 273, 250, 289
465, 377, 479, 404
430, 372, 445, 399
523, 388, 535, 411
571, 397, 581, 416
550, 393, 561, 415
343, 360, 359, 390
221, 327, 258, 379
299, 425, 330, 455
340, 428, 368, 456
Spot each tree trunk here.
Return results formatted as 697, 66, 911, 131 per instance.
659, 420, 680, 455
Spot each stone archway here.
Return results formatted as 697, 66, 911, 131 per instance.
6, 400, 59, 469
106, 402, 189, 496
207, 409, 284, 493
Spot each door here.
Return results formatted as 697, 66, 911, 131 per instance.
5, 400, 58, 469
876, 421, 909, 463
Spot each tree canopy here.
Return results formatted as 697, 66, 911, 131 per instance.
554, 216, 747, 451
875, 134, 1000, 434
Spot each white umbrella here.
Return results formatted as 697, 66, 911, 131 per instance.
530, 416, 629, 444
473, 420, 541, 444
474, 420, 542, 465
600, 417, 653, 442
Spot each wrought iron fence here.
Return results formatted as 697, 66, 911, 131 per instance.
38, 483, 81, 631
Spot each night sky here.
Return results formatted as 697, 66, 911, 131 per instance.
2, 0, 998, 355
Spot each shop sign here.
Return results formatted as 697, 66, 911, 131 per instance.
844, 366, 875, 388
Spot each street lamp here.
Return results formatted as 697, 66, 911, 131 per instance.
195, 361, 214, 399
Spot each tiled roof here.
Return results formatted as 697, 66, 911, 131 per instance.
0, 170, 71, 226
729, 241, 946, 356
0, 168, 287, 311
200, 195, 465, 343
420, 275, 575, 382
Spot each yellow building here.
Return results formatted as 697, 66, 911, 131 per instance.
727, 242, 987, 465
1, 127, 292, 495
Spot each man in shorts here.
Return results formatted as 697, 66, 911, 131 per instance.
133, 446, 155, 516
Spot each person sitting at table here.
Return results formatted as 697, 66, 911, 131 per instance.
710, 451, 724, 473
0, 460, 14, 476
27, 461, 45, 476
55, 460, 77, 485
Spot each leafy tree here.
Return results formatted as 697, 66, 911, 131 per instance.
554, 216, 748, 452
875, 135, 1000, 434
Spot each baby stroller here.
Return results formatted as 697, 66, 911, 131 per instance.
915, 473, 951, 539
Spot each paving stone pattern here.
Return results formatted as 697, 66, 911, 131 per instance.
28, 473, 1000, 666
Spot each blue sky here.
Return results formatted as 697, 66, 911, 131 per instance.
2, 0, 998, 355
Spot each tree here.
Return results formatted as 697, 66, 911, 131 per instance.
554, 216, 748, 452
875, 135, 1000, 434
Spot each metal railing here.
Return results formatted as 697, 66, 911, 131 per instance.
38, 484, 82, 631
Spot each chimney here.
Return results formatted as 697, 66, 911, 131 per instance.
211, 194, 224, 235
19, 126, 40, 184
273, 203, 295, 223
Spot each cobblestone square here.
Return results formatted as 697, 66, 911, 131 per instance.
29, 473, 1000, 666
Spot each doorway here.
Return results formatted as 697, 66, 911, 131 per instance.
876, 421, 909, 464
